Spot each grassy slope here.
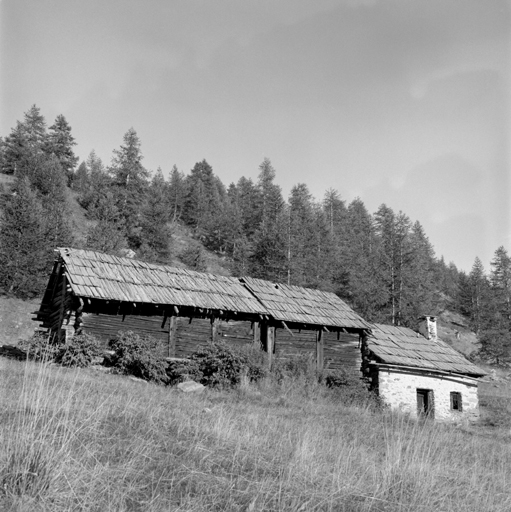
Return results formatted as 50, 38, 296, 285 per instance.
1, 358, 511, 512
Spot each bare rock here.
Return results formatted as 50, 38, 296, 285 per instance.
177, 380, 205, 393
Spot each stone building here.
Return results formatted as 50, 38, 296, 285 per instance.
362, 317, 485, 422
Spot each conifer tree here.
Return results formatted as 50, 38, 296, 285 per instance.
167, 165, 187, 222
79, 151, 111, 216
250, 159, 287, 281
85, 192, 127, 255
73, 161, 89, 194
0, 177, 48, 296
48, 114, 78, 186
341, 198, 387, 320
467, 257, 490, 334
2, 104, 48, 176
138, 169, 172, 263
287, 183, 317, 286
480, 247, 511, 362
110, 128, 149, 248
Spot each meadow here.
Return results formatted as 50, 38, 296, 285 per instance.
1, 357, 511, 512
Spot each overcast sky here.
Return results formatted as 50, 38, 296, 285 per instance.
1, 0, 509, 271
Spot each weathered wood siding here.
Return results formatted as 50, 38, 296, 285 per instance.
80, 314, 255, 358
81, 313, 169, 357
38, 264, 75, 342
275, 328, 361, 374
79, 312, 361, 373
323, 332, 361, 375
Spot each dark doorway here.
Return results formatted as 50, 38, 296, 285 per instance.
417, 389, 434, 418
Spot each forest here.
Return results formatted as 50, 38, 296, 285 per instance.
0, 105, 510, 362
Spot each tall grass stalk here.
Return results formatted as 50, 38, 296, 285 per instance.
1, 357, 511, 511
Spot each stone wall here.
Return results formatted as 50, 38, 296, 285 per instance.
377, 367, 480, 422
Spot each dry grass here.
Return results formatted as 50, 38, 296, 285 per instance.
1, 358, 511, 512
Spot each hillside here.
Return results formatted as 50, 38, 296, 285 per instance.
1, 181, 483, 357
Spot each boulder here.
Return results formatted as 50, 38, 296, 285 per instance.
177, 380, 205, 393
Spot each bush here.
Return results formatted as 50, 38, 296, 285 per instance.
55, 333, 102, 368
166, 359, 202, 385
322, 369, 381, 407
109, 331, 169, 384
18, 332, 60, 362
190, 342, 267, 388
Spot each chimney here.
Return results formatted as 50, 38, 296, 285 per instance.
418, 316, 437, 341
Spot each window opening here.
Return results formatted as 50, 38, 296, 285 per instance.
450, 392, 462, 412
417, 389, 434, 418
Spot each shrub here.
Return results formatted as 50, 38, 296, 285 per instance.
166, 359, 202, 385
55, 333, 102, 368
18, 332, 60, 362
190, 342, 267, 388
323, 369, 381, 407
109, 331, 169, 384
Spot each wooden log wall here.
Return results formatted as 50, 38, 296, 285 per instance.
40, 268, 75, 343
81, 313, 170, 357
80, 313, 256, 358
275, 328, 362, 375
78, 310, 361, 376
323, 332, 362, 375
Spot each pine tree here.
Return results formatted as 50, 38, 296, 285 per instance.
167, 165, 187, 222
287, 183, 316, 286
467, 257, 490, 334
0, 177, 48, 296
73, 161, 89, 194
48, 114, 78, 186
480, 247, 511, 362
341, 198, 387, 320
183, 159, 221, 231
79, 151, 111, 216
250, 159, 287, 281
138, 169, 172, 263
402, 221, 438, 326
109, 129, 149, 247
85, 192, 127, 255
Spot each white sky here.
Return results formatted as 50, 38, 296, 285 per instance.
1, 0, 510, 271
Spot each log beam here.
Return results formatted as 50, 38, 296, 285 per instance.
316, 329, 324, 371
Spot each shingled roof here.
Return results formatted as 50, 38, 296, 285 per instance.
367, 323, 485, 377
58, 248, 266, 315
241, 276, 370, 330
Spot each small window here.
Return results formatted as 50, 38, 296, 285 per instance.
450, 392, 463, 412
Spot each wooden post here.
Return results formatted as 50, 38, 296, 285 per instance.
253, 321, 260, 348
266, 325, 275, 368
211, 317, 218, 343
316, 329, 324, 371
168, 316, 177, 357
57, 273, 67, 344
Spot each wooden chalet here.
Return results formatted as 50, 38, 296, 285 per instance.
35, 248, 371, 369
362, 318, 485, 421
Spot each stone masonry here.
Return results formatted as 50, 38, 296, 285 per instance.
377, 368, 480, 422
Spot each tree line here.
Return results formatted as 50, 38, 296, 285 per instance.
0, 105, 509, 356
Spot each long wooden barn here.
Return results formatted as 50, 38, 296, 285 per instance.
35, 248, 371, 370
